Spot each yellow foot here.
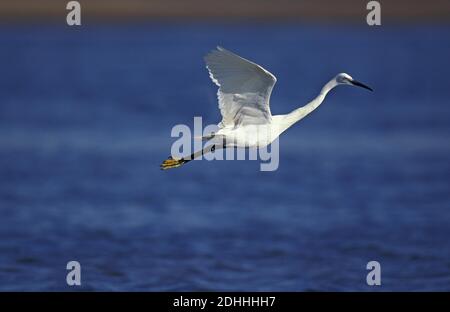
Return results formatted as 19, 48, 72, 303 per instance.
160, 156, 186, 170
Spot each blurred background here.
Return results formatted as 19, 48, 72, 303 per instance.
0, 0, 450, 291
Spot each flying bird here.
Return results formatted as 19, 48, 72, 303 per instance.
161, 46, 372, 170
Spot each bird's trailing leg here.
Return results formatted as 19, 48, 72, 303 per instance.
160, 155, 188, 170
160, 143, 219, 170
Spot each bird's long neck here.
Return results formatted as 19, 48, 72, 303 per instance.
279, 78, 338, 132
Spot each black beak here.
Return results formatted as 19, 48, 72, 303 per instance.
351, 79, 373, 92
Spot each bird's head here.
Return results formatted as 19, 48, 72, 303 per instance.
335, 73, 373, 91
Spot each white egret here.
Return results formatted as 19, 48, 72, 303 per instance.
161, 46, 372, 170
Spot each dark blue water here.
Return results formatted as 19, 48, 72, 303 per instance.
0, 23, 449, 291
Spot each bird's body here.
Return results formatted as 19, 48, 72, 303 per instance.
213, 123, 278, 148
161, 47, 372, 170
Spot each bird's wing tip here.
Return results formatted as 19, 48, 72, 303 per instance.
204, 46, 221, 61
204, 46, 228, 61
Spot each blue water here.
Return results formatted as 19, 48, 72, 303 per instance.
0, 23, 449, 291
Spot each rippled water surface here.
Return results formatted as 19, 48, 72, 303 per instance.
0, 24, 449, 291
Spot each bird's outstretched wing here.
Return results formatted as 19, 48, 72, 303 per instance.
205, 46, 277, 128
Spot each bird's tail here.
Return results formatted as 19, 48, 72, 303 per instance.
160, 156, 188, 170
